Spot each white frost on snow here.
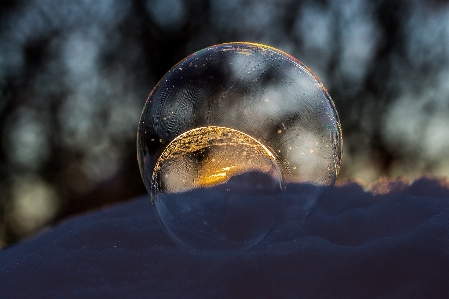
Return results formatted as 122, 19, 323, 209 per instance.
1, 177, 449, 298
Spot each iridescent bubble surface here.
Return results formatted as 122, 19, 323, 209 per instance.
137, 42, 342, 250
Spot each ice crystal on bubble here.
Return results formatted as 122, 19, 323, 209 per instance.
137, 43, 342, 250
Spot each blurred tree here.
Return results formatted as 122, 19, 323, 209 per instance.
1, 0, 449, 248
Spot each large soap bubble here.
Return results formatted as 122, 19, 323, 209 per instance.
137, 43, 342, 250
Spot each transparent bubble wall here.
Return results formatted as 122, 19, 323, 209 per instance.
137, 43, 342, 250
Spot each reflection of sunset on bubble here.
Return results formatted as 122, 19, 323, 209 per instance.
153, 126, 282, 192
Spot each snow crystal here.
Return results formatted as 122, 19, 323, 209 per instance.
1, 177, 448, 298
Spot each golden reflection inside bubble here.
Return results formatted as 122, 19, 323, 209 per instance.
152, 126, 282, 193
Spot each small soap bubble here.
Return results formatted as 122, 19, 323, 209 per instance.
137, 43, 342, 251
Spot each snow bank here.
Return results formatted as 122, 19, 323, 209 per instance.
1, 177, 448, 298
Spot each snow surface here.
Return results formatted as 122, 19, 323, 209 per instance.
1, 177, 449, 298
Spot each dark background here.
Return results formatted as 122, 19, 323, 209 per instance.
1, 0, 449, 248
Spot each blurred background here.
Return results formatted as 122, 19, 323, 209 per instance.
1, 0, 449, 248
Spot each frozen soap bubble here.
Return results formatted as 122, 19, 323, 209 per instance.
137, 43, 342, 251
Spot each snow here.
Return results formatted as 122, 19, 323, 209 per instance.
1, 177, 449, 298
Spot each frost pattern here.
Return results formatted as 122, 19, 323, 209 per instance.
137, 43, 342, 250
